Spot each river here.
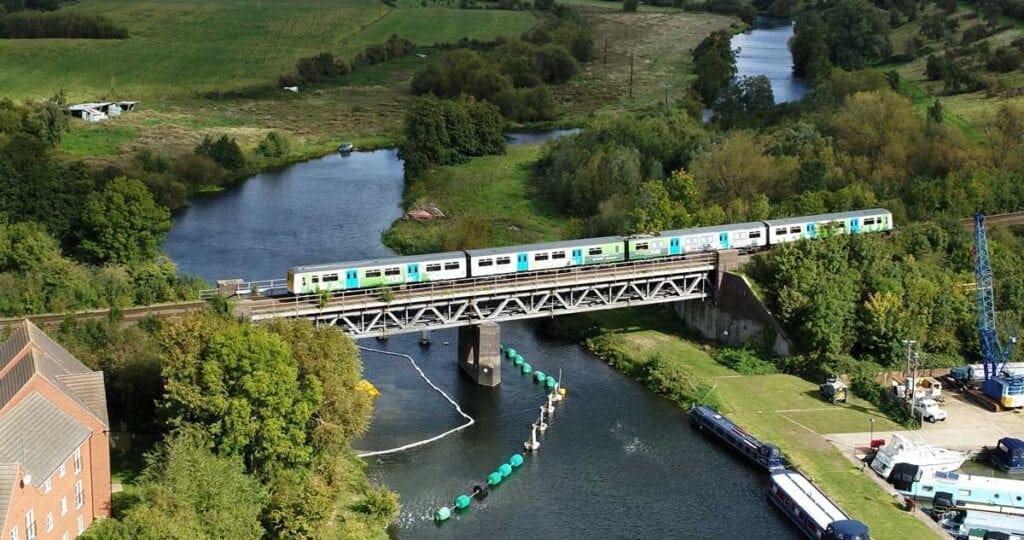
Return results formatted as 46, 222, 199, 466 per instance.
733, 17, 808, 103
163, 21, 806, 538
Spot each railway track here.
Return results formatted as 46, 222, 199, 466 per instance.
961, 212, 1024, 228
0, 301, 209, 329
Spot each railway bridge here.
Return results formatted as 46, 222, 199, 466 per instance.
211, 250, 741, 385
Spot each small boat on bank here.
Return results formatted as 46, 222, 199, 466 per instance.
901, 470, 1024, 516
768, 470, 871, 540
689, 405, 784, 472
337, 142, 354, 154
870, 433, 969, 481
991, 438, 1024, 474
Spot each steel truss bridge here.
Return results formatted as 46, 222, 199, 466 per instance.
225, 252, 722, 338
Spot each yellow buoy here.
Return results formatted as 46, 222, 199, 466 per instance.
357, 379, 380, 398
558, 387, 567, 396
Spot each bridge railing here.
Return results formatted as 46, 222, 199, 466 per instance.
240, 252, 718, 320
199, 278, 288, 300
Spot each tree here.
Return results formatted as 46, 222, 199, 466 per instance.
255, 131, 290, 159
831, 90, 922, 181
195, 134, 244, 171
691, 31, 737, 105
820, 0, 892, 70
623, 0, 638, 11
791, 11, 832, 84
87, 433, 268, 539
927, 99, 944, 124
77, 177, 172, 264
690, 132, 789, 203
175, 153, 226, 188
158, 314, 322, 475
712, 75, 775, 129
924, 54, 946, 81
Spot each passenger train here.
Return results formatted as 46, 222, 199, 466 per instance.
286, 208, 894, 295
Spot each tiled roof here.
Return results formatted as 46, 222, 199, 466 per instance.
0, 393, 91, 481
0, 464, 18, 525
0, 321, 107, 427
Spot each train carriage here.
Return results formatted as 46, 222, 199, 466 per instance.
286, 252, 467, 294
765, 209, 893, 246
465, 237, 626, 277
629, 223, 767, 259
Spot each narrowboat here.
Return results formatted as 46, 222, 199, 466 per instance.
991, 438, 1024, 474
940, 509, 1024, 539
768, 470, 870, 540
689, 406, 784, 472
901, 471, 1024, 516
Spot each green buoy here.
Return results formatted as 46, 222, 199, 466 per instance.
509, 454, 524, 467
522, 363, 532, 374
499, 463, 512, 477
454, 494, 471, 509
487, 472, 502, 486
506, 348, 517, 358
545, 376, 557, 388
499, 344, 505, 353
514, 357, 524, 367
534, 371, 546, 382
435, 507, 451, 521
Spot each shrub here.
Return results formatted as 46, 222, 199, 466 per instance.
0, 12, 127, 39
255, 131, 290, 159
176, 154, 227, 188
296, 52, 350, 84
711, 347, 778, 375
195, 135, 244, 171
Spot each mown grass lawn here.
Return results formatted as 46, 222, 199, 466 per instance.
0, 0, 537, 100
383, 144, 574, 254
585, 307, 936, 539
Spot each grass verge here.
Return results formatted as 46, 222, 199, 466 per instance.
565, 306, 936, 539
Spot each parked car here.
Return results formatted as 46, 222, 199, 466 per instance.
914, 398, 948, 423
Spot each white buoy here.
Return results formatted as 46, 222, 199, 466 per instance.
533, 410, 548, 433
552, 370, 565, 402
544, 394, 555, 415
524, 425, 540, 451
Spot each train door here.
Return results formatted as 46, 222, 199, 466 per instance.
407, 263, 420, 283
850, 218, 860, 233
345, 270, 359, 290
806, 223, 816, 239
669, 237, 680, 255
571, 248, 583, 266
517, 253, 529, 272
719, 232, 730, 249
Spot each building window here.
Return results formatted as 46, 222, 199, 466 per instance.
74, 480, 84, 509
24, 510, 34, 540
60, 498, 67, 516
76, 516, 83, 535
44, 515, 51, 533
42, 478, 50, 494
10, 526, 17, 540
58, 464, 65, 479
73, 448, 82, 475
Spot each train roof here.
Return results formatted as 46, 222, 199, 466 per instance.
290, 251, 466, 273
763, 208, 890, 227
655, 221, 767, 237
465, 236, 626, 257
771, 470, 849, 527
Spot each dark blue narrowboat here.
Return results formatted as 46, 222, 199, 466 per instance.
689, 405, 785, 472
768, 470, 871, 540
990, 438, 1024, 473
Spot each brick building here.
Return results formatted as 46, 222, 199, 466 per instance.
0, 321, 110, 539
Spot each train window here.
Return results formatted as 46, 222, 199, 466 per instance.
534, 253, 549, 261
366, 270, 381, 278
835, 221, 845, 228
701, 236, 712, 244
775, 227, 786, 235
749, 231, 761, 238
425, 264, 441, 272
444, 262, 460, 270
479, 259, 494, 267
734, 232, 747, 239
864, 217, 876, 225
311, 276, 320, 283
789, 226, 801, 234
685, 238, 697, 245
322, 274, 339, 282
385, 267, 401, 276
496, 256, 511, 265
636, 242, 649, 250
588, 247, 603, 255
552, 251, 566, 259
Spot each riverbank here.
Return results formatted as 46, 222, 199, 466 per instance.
553, 306, 937, 538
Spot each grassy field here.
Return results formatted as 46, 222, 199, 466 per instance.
382, 144, 575, 253
886, 3, 1024, 131
0, 0, 537, 100
583, 307, 936, 539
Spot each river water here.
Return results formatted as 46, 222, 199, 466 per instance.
164, 21, 806, 537
733, 17, 808, 103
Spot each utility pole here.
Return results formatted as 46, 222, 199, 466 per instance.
662, 82, 671, 108
604, 37, 609, 65
628, 53, 634, 100
902, 339, 918, 417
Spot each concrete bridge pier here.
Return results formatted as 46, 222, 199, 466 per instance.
458, 322, 501, 387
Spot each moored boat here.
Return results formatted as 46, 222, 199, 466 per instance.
901, 470, 1024, 516
939, 509, 1024, 539
689, 405, 784, 472
870, 433, 968, 481
337, 142, 354, 154
991, 438, 1024, 474
767, 470, 870, 540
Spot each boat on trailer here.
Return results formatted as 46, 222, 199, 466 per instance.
689, 405, 784, 472
767, 470, 871, 540
870, 433, 968, 481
